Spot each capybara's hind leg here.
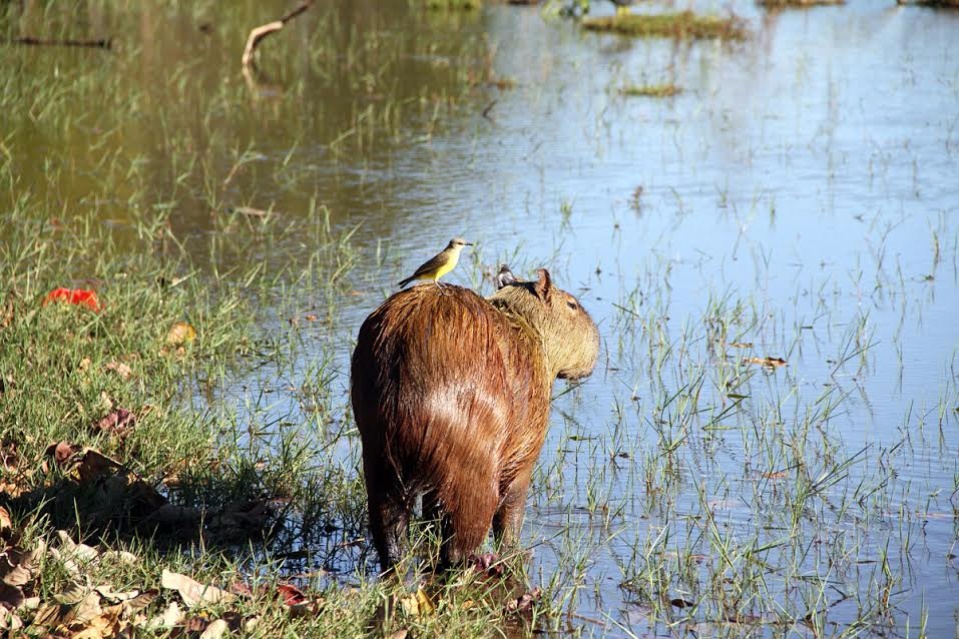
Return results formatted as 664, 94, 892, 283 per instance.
364, 469, 408, 573
439, 479, 498, 568
493, 470, 533, 547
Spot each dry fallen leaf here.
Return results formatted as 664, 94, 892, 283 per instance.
46, 441, 81, 467
56, 531, 101, 564
146, 600, 183, 630
0, 583, 25, 609
126, 588, 158, 609
166, 322, 197, 347
0, 507, 11, 534
0, 607, 22, 632
92, 408, 137, 439
276, 583, 306, 606
161, 569, 235, 608
399, 586, 434, 617
744, 356, 787, 369
95, 585, 140, 603
67, 590, 104, 625
105, 361, 133, 380
506, 587, 541, 614
199, 618, 230, 639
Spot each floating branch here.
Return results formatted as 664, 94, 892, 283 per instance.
241, 1, 313, 68
9, 36, 112, 49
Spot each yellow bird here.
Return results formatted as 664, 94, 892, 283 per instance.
398, 237, 473, 288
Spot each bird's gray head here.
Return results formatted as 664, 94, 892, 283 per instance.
448, 237, 472, 249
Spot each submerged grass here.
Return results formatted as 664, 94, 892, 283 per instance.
581, 11, 748, 40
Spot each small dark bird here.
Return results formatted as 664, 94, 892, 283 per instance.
493, 264, 518, 290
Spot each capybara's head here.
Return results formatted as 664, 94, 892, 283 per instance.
489, 268, 599, 380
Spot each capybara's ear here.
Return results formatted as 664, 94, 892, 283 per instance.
534, 268, 553, 305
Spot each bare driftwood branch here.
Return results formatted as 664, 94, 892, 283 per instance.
10, 36, 112, 49
241, 1, 313, 68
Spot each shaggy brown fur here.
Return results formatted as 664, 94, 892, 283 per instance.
351, 269, 599, 571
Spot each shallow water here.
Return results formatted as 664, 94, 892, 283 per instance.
5, 0, 959, 635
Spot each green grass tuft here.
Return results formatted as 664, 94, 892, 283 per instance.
582, 10, 748, 40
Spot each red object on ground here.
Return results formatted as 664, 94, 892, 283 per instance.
44, 288, 102, 312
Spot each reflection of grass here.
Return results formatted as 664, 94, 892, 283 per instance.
619, 83, 681, 98
582, 10, 747, 40
896, 0, 959, 5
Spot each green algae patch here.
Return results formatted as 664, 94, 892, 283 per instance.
582, 11, 748, 40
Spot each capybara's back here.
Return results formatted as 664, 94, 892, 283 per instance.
351, 272, 598, 571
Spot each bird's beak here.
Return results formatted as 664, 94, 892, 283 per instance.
465, 242, 474, 246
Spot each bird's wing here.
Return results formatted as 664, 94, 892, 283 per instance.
409, 252, 447, 278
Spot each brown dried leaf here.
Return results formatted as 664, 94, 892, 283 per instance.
0, 583, 24, 610
0, 607, 22, 632
506, 587, 541, 614
276, 583, 305, 606
54, 583, 88, 605
92, 408, 136, 439
33, 602, 67, 627
105, 361, 133, 381
161, 570, 235, 608
744, 356, 787, 368
386, 630, 409, 639
46, 441, 81, 467
94, 585, 140, 603
69, 612, 121, 639
398, 587, 434, 617
0, 507, 11, 534
287, 597, 326, 618
67, 590, 103, 625
165, 322, 196, 347
56, 531, 100, 564
74, 449, 125, 484
1, 563, 31, 587
122, 588, 158, 614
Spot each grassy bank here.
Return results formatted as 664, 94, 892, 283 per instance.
0, 211, 543, 637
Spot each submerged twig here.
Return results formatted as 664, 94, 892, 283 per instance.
9, 36, 112, 49
241, 1, 313, 68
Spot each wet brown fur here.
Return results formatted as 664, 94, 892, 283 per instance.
350, 270, 599, 571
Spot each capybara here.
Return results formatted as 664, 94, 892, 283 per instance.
350, 269, 599, 571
